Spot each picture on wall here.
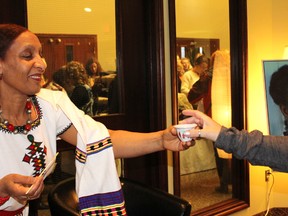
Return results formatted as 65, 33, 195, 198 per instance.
263, 60, 288, 136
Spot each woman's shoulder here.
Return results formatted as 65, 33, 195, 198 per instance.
36, 88, 69, 106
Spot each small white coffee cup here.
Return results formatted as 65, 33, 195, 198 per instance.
174, 123, 197, 142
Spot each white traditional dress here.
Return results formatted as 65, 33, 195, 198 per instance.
0, 89, 126, 215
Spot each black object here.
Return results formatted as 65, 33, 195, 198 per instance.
48, 177, 191, 216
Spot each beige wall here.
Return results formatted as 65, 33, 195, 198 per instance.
233, 0, 288, 215
27, 0, 116, 71
176, 0, 230, 51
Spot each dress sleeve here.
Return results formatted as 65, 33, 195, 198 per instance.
215, 126, 288, 172
54, 95, 73, 136
187, 77, 211, 104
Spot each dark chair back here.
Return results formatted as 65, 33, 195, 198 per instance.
48, 177, 191, 216
48, 177, 79, 216
121, 177, 191, 216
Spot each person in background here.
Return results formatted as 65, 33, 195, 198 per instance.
186, 55, 211, 116
177, 62, 192, 120
180, 57, 193, 72
85, 58, 107, 113
0, 23, 193, 216
85, 57, 104, 88
190, 47, 205, 67
65, 61, 95, 116
180, 59, 199, 97
177, 61, 185, 93
269, 65, 288, 136
181, 55, 209, 111
180, 54, 215, 176
44, 66, 66, 92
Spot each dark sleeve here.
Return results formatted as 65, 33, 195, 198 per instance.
70, 85, 90, 108
187, 78, 211, 104
215, 126, 288, 172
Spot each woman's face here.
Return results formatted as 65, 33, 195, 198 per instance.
90, 62, 98, 74
0, 31, 47, 96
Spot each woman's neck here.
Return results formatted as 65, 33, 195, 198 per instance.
0, 96, 34, 126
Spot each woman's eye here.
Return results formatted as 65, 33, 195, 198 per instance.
22, 53, 32, 59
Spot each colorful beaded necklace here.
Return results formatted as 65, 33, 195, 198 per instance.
0, 97, 33, 134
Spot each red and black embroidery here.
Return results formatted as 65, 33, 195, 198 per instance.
22, 134, 47, 176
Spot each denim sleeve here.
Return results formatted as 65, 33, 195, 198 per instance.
215, 126, 288, 172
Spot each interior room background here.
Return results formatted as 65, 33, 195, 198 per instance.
165, 0, 288, 215
27, 0, 116, 72
17, 0, 288, 215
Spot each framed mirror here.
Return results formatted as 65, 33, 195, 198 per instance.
169, 0, 250, 215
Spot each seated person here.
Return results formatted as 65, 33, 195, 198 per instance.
45, 66, 67, 92
65, 61, 95, 116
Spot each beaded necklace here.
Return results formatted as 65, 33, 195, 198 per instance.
0, 97, 33, 134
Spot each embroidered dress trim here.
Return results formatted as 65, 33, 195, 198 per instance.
75, 147, 87, 163
87, 137, 113, 155
0, 206, 25, 216
79, 189, 126, 216
0, 96, 41, 134
75, 137, 112, 164
57, 122, 73, 136
0, 196, 9, 205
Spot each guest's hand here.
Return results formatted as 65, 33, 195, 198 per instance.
180, 109, 222, 142
0, 174, 44, 205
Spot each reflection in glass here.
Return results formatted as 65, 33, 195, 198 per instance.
175, 0, 232, 212
27, 0, 119, 116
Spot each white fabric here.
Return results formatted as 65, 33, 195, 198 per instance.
179, 72, 216, 174
37, 89, 122, 204
178, 93, 193, 110
180, 70, 199, 96
0, 89, 122, 215
180, 139, 216, 174
0, 90, 71, 214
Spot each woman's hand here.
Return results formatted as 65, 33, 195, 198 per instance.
180, 109, 222, 142
162, 125, 195, 151
0, 174, 44, 205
